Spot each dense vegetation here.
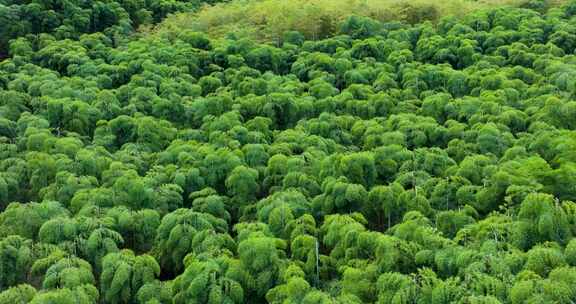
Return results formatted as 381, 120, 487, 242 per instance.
1, 0, 576, 303
157, 0, 538, 41
0, 0, 225, 57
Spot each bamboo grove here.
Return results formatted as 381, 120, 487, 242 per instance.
1, 0, 576, 303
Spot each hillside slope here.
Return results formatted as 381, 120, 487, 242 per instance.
1, 0, 576, 303
155, 0, 565, 41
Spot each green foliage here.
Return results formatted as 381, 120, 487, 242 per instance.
29, 285, 99, 304
513, 193, 572, 249
100, 250, 160, 304
0, 284, 37, 303
0, 200, 69, 239
0, 0, 225, 57
172, 257, 243, 304
237, 234, 286, 300
0, 236, 33, 289
2, 1, 576, 303
155, 209, 230, 274
158, 0, 539, 42
42, 257, 95, 289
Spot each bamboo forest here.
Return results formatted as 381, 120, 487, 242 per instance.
1, 0, 576, 303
